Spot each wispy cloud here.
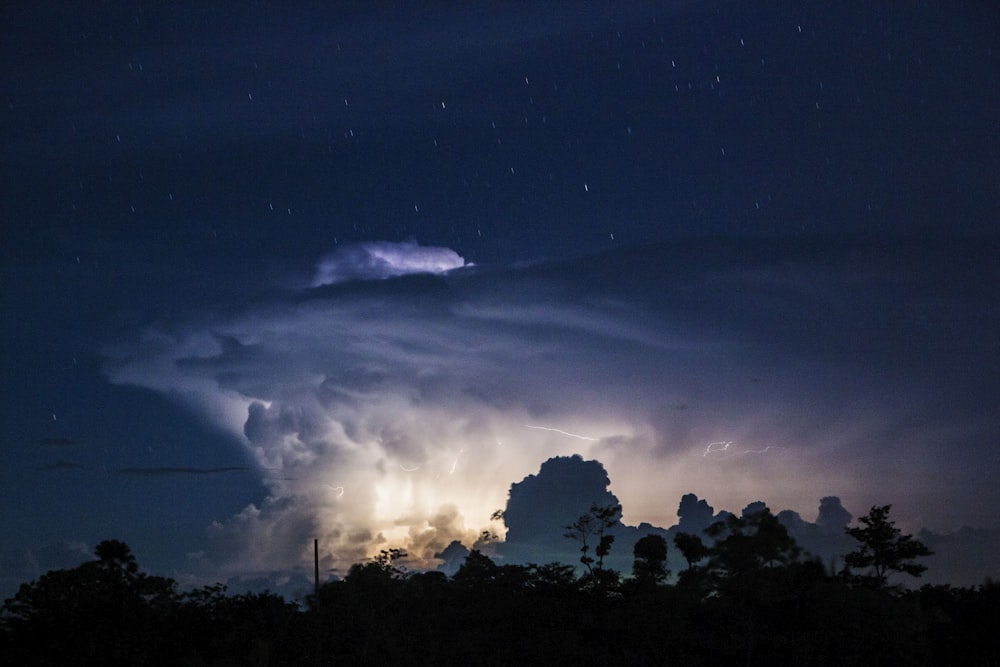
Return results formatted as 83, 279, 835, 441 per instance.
118, 466, 248, 477
34, 437, 78, 447
34, 460, 84, 471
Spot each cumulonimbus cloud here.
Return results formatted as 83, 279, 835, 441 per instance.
102, 239, 1000, 582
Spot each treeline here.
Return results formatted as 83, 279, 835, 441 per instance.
2, 505, 998, 666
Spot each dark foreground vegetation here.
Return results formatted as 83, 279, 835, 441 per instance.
2, 505, 998, 666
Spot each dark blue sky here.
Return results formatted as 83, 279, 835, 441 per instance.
2, 2, 998, 597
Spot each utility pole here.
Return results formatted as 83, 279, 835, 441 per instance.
312, 538, 322, 665
314, 538, 320, 611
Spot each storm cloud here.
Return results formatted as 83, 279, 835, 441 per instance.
103, 239, 1000, 582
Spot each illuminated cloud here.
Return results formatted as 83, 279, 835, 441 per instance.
495, 454, 671, 571
103, 240, 1000, 582
311, 240, 465, 286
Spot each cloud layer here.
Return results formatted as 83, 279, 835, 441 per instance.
103, 239, 1000, 581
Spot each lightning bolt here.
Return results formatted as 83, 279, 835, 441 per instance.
525, 425, 599, 441
704, 441, 734, 457
703, 441, 785, 459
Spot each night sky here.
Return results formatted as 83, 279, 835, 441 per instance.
2, 2, 998, 599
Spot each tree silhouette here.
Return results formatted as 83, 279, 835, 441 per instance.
698, 505, 808, 665
525, 562, 578, 594
94, 539, 139, 573
7, 498, 1000, 666
564, 503, 622, 585
703, 505, 801, 584
844, 504, 932, 589
0, 540, 179, 665
176, 584, 301, 664
452, 549, 501, 589
674, 532, 709, 571
632, 534, 669, 586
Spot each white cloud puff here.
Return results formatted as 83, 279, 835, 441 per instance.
311, 240, 465, 286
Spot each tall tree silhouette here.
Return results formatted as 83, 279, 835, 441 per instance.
564, 503, 622, 586
700, 505, 808, 666
844, 504, 932, 589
